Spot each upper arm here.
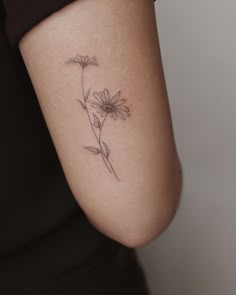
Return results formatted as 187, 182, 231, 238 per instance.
19, 0, 182, 247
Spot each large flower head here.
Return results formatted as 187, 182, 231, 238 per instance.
65, 54, 98, 68
90, 89, 130, 120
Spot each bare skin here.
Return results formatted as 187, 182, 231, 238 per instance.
19, 0, 182, 248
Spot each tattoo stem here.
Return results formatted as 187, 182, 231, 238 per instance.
81, 68, 119, 179
98, 114, 120, 181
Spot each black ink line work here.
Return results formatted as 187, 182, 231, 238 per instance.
65, 54, 130, 181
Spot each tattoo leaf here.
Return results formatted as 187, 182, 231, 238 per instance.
84, 88, 91, 101
77, 99, 87, 110
103, 141, 110, 158
84, 146, 101, 155
93, 113, 101, 128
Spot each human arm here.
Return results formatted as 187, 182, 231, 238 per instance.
19, 0, 182, 248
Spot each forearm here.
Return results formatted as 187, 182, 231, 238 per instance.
19, 0, 182, 247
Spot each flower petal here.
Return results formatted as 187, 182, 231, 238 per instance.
114, 98, 126, 106
76, 54, 82, 61
93, 92, 105, 104
65, 57, 78, 64
110, 112, 115, 119
90, 101, 101, 108
118, 110, 130, 118
111, 91, 121, 104
99, 110, 107, 117
117, 106, 129, 113
116, 110, 126, 120
113, 112, 118, 120
104, 89, 111, 103
89, 56, 98, 65
100, 91, 107, 103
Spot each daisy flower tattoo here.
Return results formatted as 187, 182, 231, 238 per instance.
65, 54, 98, 68
65, 54, 130, 181
91, 89, 130, 120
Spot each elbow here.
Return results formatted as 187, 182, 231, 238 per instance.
120, 204, 180, 249
119, 225, 169, 249
87, 158, 183, 249
120, 164, 183, 249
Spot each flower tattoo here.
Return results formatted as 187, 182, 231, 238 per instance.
90, 89, 130, 120
65, 54, 130, 181
65, 54, 98, 68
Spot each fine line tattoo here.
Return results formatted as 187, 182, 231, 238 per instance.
65, 54, 130, 181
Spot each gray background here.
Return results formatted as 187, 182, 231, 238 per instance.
137, 1, 236, 294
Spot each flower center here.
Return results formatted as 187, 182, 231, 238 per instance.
102, 104, 115, 113
80, 62, 87, 68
